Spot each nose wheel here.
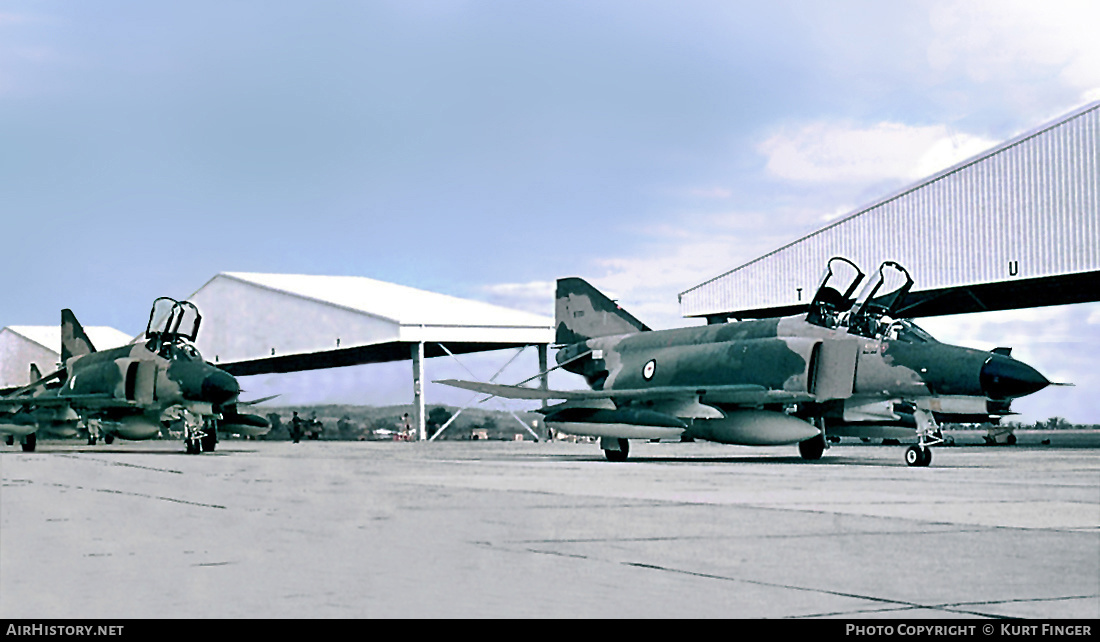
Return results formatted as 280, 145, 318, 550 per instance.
177, 408, 212, 454
907, 406, 943, 467
905, 445, 932, 467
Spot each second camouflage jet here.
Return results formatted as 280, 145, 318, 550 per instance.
0, 297, 269, 453
439, 258, 1054, 466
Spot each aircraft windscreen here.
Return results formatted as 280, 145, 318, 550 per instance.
169, 343, 203, 362
888, 319, 937, 344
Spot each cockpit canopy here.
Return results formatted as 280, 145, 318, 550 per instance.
805, 257, 931, 342
145, 297, 204, 359
806, 257, 865, 328
146, 297, 201, 342
846, 261, 914, 338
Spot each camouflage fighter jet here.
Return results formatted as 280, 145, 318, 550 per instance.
0, 297, 269, 453
438, 258, 1054, 466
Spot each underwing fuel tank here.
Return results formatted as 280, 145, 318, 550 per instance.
104, 415, 162, 440
544, 407, 687, 440
220, 412, 271, 437
0, 411, 38, 437
35, 406, 80, 438
685, 410, 820, 446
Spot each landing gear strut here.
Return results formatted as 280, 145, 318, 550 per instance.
179, 409, 206, 455
907, 407, 943, 467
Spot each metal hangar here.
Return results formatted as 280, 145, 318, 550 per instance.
186, 272, 555, 439
679, 100, 1100, 322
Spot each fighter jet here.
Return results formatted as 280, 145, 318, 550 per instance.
438, 258, 1054, 466
0, 297, 269, 453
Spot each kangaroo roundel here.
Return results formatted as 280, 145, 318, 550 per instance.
642, 359, 657, 381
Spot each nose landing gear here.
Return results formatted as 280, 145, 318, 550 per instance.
906, 406, 943, 467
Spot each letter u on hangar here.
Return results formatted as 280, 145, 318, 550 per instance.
186, 272, 554, 440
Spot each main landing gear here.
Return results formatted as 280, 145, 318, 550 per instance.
798, 430, 827, 461
602, 437, 630, 462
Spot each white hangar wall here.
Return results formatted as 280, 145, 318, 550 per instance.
0, 328, 60, 388
188, 272, 555, 367
680, 101, 1100, 320
185, 272, 555, 441
189, 275, 402, 365
0, 326, 134, 387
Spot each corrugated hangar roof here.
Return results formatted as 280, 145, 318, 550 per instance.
188, 272, 554, 376
3, 326, 135, 354
220, 272, 550, 329
680, 100, 1100, 321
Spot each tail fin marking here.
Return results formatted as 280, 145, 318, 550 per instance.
61, 309, 97, 363
555, 278, 650, 344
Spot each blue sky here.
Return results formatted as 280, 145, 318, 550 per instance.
2, 1, 1098, 423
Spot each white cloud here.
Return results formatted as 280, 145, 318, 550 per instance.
478, 281, 555, 317
928, 0, 1100, 94
758, 120, 997, 184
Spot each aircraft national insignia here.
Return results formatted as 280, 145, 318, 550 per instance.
642, 359, 656, 380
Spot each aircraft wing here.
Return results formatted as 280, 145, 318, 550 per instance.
0, 393, 138, 411
434, 379, 813, 406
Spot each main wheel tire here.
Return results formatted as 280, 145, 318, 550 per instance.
799, 434, 826, 460
603, 438, 630, 462
201, 431, 217, 452
21, 433, 36, 452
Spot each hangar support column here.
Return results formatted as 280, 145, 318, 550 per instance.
538, 344, 549, 409
412, 342, 426, 441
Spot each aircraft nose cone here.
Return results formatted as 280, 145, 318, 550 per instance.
202, 369, 240, 407
980, 354, 1049, 399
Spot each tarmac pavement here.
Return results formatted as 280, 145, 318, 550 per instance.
2, 436, 1098, 619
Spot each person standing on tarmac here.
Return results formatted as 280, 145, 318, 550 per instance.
290, 411, 304, 443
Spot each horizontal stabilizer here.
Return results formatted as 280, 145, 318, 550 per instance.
0, 368, 67, 400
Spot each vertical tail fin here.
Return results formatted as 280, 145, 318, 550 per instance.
61, 309, 97, 363
555, 278, 650, 344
